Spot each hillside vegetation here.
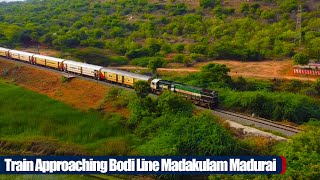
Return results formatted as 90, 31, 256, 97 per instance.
1, 78, 320, 179
0, 80, 133, 156
0, 0, 319, 66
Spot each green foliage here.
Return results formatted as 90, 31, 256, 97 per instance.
314, 79, 320, 95
73, 47, 128, 66
198, 63, 232, 88
60, 76, 70, 83
283, 79, 303, 92
306, 37, 320, 60
165, 3, 187, 15
145, 38, 161, 56
148, 57, 166, 73
220, 90, 320, 123
172, 54, 185, 63
200, 0, 220, 8
240, 3, 261, 16
109, 56, 128, 66
161, 43, 172, 54
277, 0, 299, 13
233, 76, 248, 91
133, 81, 151, 98
232, 77, 273, 92
129, 90, 237, 156
164, 63, 232, 89
0, 81, 131, 155
293, 52, 310, 65
156, 91, 193, 116
274, 128, 320, 179
175, 43, 185, 53
128, 97, 156, 129
0, 0, 319, 61
138, 112, 237, 156
260, 10, 276, 20
173, 112, 237, 156
125, 47, 150, 59
130, 57, 153, 67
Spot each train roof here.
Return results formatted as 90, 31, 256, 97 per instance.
101, 68, 151, 81
0, 47, 10, 51
9, 50, 35, 56
33, 54, 65, 62
63, 60, 103, 70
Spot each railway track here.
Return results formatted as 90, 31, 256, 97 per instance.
212, 109, 302, 136
0, 57, 303, 137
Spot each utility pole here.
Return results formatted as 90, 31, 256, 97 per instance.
295, 4, 302, 46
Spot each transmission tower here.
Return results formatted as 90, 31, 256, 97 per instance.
295, 4, 302, 45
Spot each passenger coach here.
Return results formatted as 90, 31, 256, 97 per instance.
101, 68, 151, 87
0, 47, 10, 58
8, 50, 34, 63
33, 54, 65, 70
63, 60, 103, 79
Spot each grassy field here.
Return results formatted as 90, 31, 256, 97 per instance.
0, 80, 132, 156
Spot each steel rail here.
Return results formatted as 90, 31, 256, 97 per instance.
0, 57, 303, 136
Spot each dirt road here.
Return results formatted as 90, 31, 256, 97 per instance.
113, 65, 318, 82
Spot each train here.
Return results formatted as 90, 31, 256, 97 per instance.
0, 47, 219, 109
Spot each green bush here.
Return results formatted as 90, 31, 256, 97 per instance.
109, 56, 128, 66
72, 47, 128, 66
128, 90, 237, 156
273, 128, 320, 179
220, 90, 320, 123
293, 53, 310, 65
314, 78, 320, 95
131, 57, 153, 67
172, 54, 185, 63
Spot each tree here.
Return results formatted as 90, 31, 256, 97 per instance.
233, 76, 247, 91
161, 43, 172, 54
183, 56, 192, 67
173, 112, 237, 156
109, 26, 125, 38
137, 112, 238, 156
157, 91, 193, 116
314, 79, 320, 95
148, 57, 165, 74
133, 81, 151, 99
175, 43, 185, 53
293, 53, 310, 65
73, 47, 110, 66
172, 54, 185, 63
200, 0, 219, 8
125, 48, 150, 59
307, 37, 320, 60
240, 3, 250, 15
274, 128, 320, 179
145, 38, 161, 55
199, 63, 232, 87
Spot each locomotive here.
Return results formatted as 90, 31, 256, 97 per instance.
0, 47, 219, 109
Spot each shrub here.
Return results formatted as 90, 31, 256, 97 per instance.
293, 53, 310, 65
131, 57, 153, 67
273, 128, 320, 179
220, 90, 320, 123
175, 44, 185, 53
172, 54, 185, 63
109, 56, 128, 66
314, 79, 320, 95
